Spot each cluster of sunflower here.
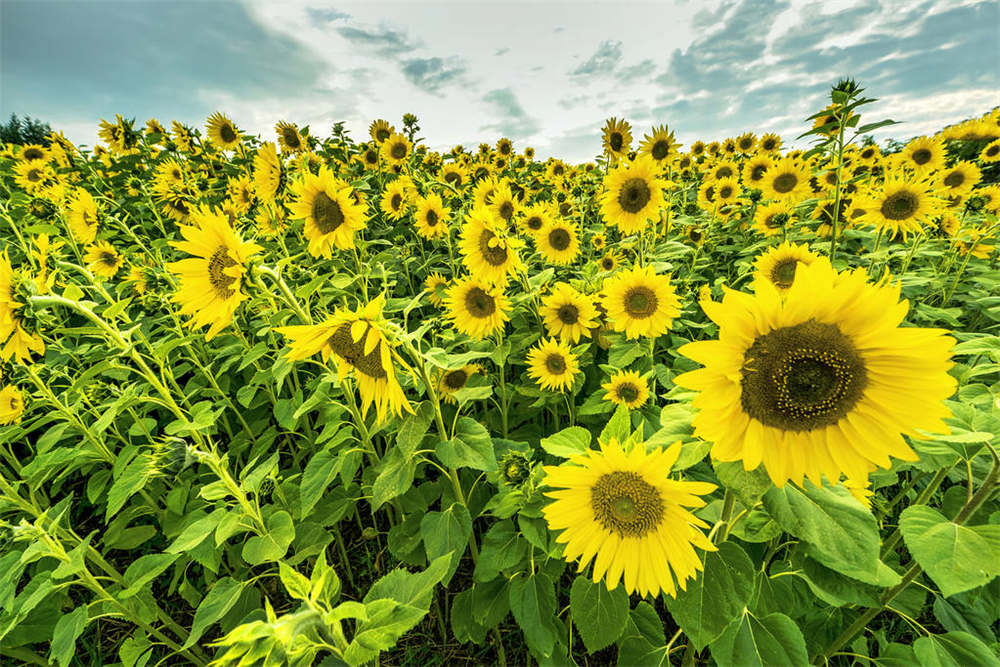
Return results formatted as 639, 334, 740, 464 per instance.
0, 89, 998, 664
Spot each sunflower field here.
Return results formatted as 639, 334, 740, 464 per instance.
1, 81, 999, 666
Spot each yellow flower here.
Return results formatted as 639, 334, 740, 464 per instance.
600, 156, 665, 235
601, 265, 680, 339
536, 219, 580, 265
67, 188, 100, 244
752, 201, 792, 237
0, 386, 25, 425
526, 338, 580, 392
413, 193, 450, 240
380, 133, 412, 167
206, 112, 242, 149
84, 241, 123, 279
856, 174, 943, 239
540, 283, 598, 343
639, 125, 679, 164
424, 272, 449, 306
752, 241, 820, 294
288, 166, 369, 257
445, 277, 510, 340
369, 119, 395, 143
438, 364, 481, 403
253, 142, 284, 204
458, 207, 523, 286
760, 157, 810, 203
602, 117, 633, 162
380, 180, 410, 222
602, 370, 650, 410
275, 121, 305, 153
0, 251, 45, 363
900, 136, 945, 176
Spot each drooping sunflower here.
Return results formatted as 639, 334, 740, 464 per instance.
414, 193, 451, 240
752, 241, 819, 294
857, 174, 942, 239
67, 188, 100, 243
676, 258, 956, 487
540, 282, 598, 343
601, 266, 680, 339
276, 294, 412, 424
275, 121, 305, 153
380, 180, 410, 222
369, 119, 395, 143
602, 118, 633, 162
446, 277, 510, 339
166, 206, 262, 340
600, 156, 665, 235
936, 161, 981, 198
288, 166, 368, 257
424, 272, 449, 306
900, 136, 945, 176
253, 142, 284, 204
536, 219, 580, 265
380, 133, 412, 167
639, 125, 680, 164
458, 207, 523, 286
0, 386, 25, 425
752, 201, 793, 237
527, 338, 580, 392
438, 364, 481, 403
84, 241, 123, 279
206, 112, 241, 149
760, 157, 811, 202
603, 370, 650, 410
542, 438, 716, 597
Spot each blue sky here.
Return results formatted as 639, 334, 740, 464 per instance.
2, 0, 998, 161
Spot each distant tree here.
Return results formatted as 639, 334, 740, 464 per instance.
0, 114, 53, 146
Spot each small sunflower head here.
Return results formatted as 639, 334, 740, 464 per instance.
500, 451, 534, 487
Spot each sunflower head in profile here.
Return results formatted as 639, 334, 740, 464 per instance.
935, 213, 960, 239
597, 249, 622, 273
601, 265, 680, 340
206, 112, 241, 150
458, 207, 524, 286
752, 201, 792, 237
438, 364, 481, 403
639, 125, 680, 164
600, 156, 665, 235
677, 258, 956, 487
602, 117, 633, 162
901, 136, 945, 176
527, 338, 580, 392
380, 133, 412, 167
752, 241, 819, 294
856, 174, 941, 239
735, 131, 757, 153
276, 294, 413, 424
602, 370, 650, 410
536, 219, 580, 265
542, 438, 716, 597
369, 119, 395, 143
812, 103, 851, 136
414, 193, 451, 240
380, 180, 410, 222
67, 188, 100, 244
253, 142, 284, 205
84, 241, 123, 279
424, 272, 449, 306
166, 206, 262, 341
760, 157, 810, 203
937, 161, 981, 197
0, 385, 25, 425
541, 282, 598, 344
288, 166, 369, 257
275, 121, 305, 153
0, 251, 46, 364
446, 277, 510, 339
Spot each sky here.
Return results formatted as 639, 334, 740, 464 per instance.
2, 0, 998, 162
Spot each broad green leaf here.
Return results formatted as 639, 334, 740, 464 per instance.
49, 605, 88, 667
600, 404, 632, 443
570, 576, 629, 653
279, 562, 312, 601
106, 455, 152, 520
451, 588, 487, 645
436, 417, 497, 471
713, 460, 773, 507
470, 578, 510, 629
617, 601, 670, 667
420, 503, 471, 585
119, 553, 180, 599
372, 445, 415, 510
474, 520, 528, 582
183, 577, 246, 648
539, 426, 591, 458
913, 631, 1000, 667
899, 505, 1000, 597
508, 572, 558, 658
167, 509, 226, 554
241, 510, 296, 565
710, 611, 808, 667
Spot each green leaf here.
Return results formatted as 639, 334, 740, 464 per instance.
167, 509, 226, 554
106, 454, 152, 520
664, 542, 755, 649
600, 404, 632, 443
608, 340, 647, 368
183, 577, 246, 648
913, 631, 1000, 667
119, 553, 180, 599
474, 520, 528, 582
49, 605, 88, 667
540, 426, 591, 458
420, 503, 471, 584
713, 460, 773, 507
451, 589, 487, 645
508, 572, 558, 658
372, 446, 416, 510
569, 576, 629, 653
300, 429, 351, 518
709, 611, 808, 667
617, 601, 670, 666
436, 417, 497, 471
279, 562, 312, 601
763, 481, 896, 586
241, 510, 296, 565
899, 506, 1000, 597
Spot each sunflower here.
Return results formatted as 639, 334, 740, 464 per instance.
541, 283, 598, 343
458, 207, 523, 286
527, 338, 580, 392
812, 104, 851, 136
857, 174, 942, 239
936, 161, 980, 197
439, 364, 481, 403
935, 213, 960, 238
858, 144, 881, 165
0, 386, 25, 425
901, 136, 945, 176
496, 137, 513, 156
381, 133, 412, 167
487, 180, 519, 224
600, 156, 665, 235
84, 241, 123, 279
639, 125, 680, 164
125, 265, 152, 296
227, 174, 255, 214
253, 142, 284, 204
602, 118, 633, 162
288, 166, 368, 257
713, 177, 740, 205
425, 272, 449, 306
381, 180, 410, 222
709, 160, 739, 182
547, 160, 568, 181
166, 206, 262, 340
759, 133, 783, 154
734, 132, 757, 153
446, 277, 510, 339
414, 193, 451, 240
752, 241, 819, 294
275, 121, 305, 153
358, 146, 380, 171
601, 266, 680, 339
440, 163, 468, 190
14, 160, 54, 195
524, 146, 535, 160
206, 112, 241, 149
598, 250, 622, 272
543, 438, 716, 597
277, 295, 412, 424
676, 258, 956, 487
0, 251, 45, 363
369, 119, 395, 143
536, 220, 580, 265
66, 188, 100, 243
519, 203, 552, 236
742, 155, 772, 187
760, 157, 810, 202
979, 138, 1000, 163
690, 141, 706, 158
955, 226, 996, 259
603, 370, 650, 410
752, 201, 793, 237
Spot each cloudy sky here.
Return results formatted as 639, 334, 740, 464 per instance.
2, 0, 998, 162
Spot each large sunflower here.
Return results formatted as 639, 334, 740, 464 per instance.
252, 142, 284, 204
288, 166, 368, 257
458, 207, 523, 286
414, 193, 450, 240
206, 112, 241, 150
445, 277, 510, 339
380, 180, 410, 222
380, 133, 412, 167
857, 174, 942, 239
601, 266, 680, 339
602, 370, 650, 410
752, 241, 819, 294
742, 155, 773, 188
526, 338, 580, 392
602, 118, 632, 162
276, 295, 412, 424
14, 160, 54, 195
536, 219, 580, 265
542, 439, 716, 597
600, 156, 665, 235
936, 161, 981, 198
676, 258, 956, 487
540, 282, 598, 343
760, 157, 810, 202
639, 125, 680, 164
166, 206, 262, 340
901, 136, 945, 176
67, 188, 100, 243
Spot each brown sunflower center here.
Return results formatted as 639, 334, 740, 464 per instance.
618, 177, 651, 214
327, 323, 387, 379
911, 148, 932, 165
464, 286, 496, 318
498, 200, 514, 221
548, 227, 571, 251
601, 257, 615, 270
313, 192, 345, 233
478, 230, 509, 267
716, 166, 733, 179
740, 320, 867, 431
376, 128, 390, 142
27, 168, 42, 182
880, 190, 919, 220
526, 215, 543, 231
24, 147, 44, 160
762, 139, 777, 151
770, 258, 799, 288
282, 127, 300, 149
651, 140, 670, 160
390, 142, 407, 160
443, 369, 468, 390
986, 145, 1000, 157
591, 471, 664, 537
943, 171, 964, 188
545, 353, 567, 375
624, 286, 658, 319
772, 173, 798, 194
220, 124, 237, 143
616, 383, 640, 404
609, 132, 624, 152
751, 165, 767, 181
391, 193, 403, 210
365, 150, 378, 165
719, 185, 734, 199
689, 228, 702, 242
739, 138, 753, 150
556, 303, 579, 325
208, 246, 238, 298
425, 209, 439, 226
100, 251, 118, 267
444, 170, 461, 185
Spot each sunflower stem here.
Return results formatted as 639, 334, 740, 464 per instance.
254, 264, 311, 324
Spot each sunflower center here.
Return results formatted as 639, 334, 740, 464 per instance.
751, 165, 767, 181
220, 124, 237, 143
282, 128, 300, 149
689, 229, 702, 242
312, 192, 345, 233
651, 140, 670, 160
739, 138, 753, 150
986, 145, 999, 157
548, 228, 571, 251
770, 258, 798, 288
327, 323, 387, 379
624, 286, 657, 319
208, 246, 238, 298
557, 303, 579, 325
762, 139, 776, 151
426, 209, 439, 226
391, 193, 403, 210
27, 169, 42, 182
443, 369, 468, 390
390, 143, 407, 160
740, 320, 867, 431
478, 231, 509, 266
880, 190, 919, 220
526, 215, 543, 230
365, 151, 378, 165
609, 132, 624, 152
618, 178, 651, 214
719, 185, 734, 199
716, 166, 733, 179
553, 165, 565, 176
376, 129, 390, 142
617, 383, 640, 403
544, 353, 567, 375
498, 201, 514, 221
601, 257, 615, 270
100, 252, 118, 267
911, 148, 932, 165
444, 170, 461, 185
773, 173, 798, 194
943, 171, 964, 188
464, 287, 496, 318
591, 471, 664, 537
